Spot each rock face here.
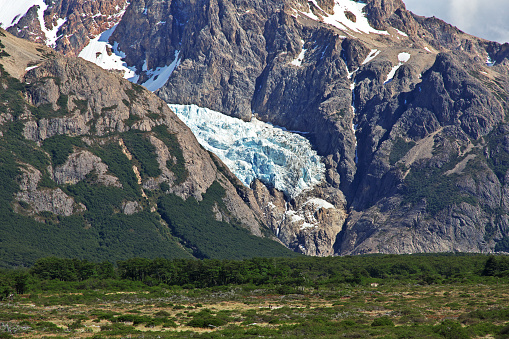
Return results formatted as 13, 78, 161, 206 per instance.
251, 180, 347, 256
16, 164, 85, 216
7, 0, 128, 55
53, 150, 122, 187
108, 0, 509, 255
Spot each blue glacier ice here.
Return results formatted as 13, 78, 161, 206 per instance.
169, 104, 325, 198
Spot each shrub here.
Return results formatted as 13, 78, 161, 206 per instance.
122, 131, 161, 178
187, 311, 230, 328
434, 320, 469, 339
371, 316, 395, 327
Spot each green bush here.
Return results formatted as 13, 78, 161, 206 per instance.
389, 138, 415, 165
187, 310, 231, 328
157, 181, 296, 260
434, 320, 469, 339
42, 135, 85, 166
152, 125, 188, 184
34, 321, 62, 332
403, 164, 477, 215
371, 316, 394, 327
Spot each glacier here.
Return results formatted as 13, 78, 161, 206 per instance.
169, 104, 325, 199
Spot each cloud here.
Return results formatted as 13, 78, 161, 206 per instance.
450, 0, 479, 32
404, 0, 509, 43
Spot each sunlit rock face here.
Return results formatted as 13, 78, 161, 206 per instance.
169, 104, 325, 199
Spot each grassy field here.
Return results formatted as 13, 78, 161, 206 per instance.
1, 279, 509, 338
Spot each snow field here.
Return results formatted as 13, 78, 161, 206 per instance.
78, 25, 140, 82
0, 0, 42, 28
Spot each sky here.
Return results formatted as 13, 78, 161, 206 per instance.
404, 0, 509, 43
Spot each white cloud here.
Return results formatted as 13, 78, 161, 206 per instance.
404, 0, 509, 43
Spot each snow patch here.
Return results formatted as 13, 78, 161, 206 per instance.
44, 17, 66, 48
78, 25, 139, 82
300, 222, 316, 230
394, 28, 408, 37
398, 52, 411, 63
25, 65, 39, 71
362, 49, 380, 65
31, 0, 70, 47
142, 51, 181, 91
169, 104, 325, 198
291, 40, 307, 67
486, 56, 496, 67
298, 0, 388, 35
304, 198, 335, 210
385, 52, 411, 84
290, 213, 304, 223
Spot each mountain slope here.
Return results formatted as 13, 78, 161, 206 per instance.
108, 0, 509, 255
0, 29, 296, 268
4, 0, 509, 256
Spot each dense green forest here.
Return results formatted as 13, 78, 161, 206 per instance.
1, 254, 508, 297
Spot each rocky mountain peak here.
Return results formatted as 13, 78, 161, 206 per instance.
6, 0, 128, 56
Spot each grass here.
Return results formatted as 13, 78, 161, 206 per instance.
1, 280, 508, 338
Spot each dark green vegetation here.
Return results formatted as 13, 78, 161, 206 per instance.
158, 182, 294, 259
403, 165, 477, 215
0, 65, 292, 269
42, 135, 85, 166
389, 137, 415, 165
401, 132, 501, 217
152, 125, 188, 184
0, 254, 508, 338
122, 131, 161, 178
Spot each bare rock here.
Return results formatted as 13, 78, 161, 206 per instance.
122, 201, 142, 215
16, 164, 84, 216
53, 150, 121, 187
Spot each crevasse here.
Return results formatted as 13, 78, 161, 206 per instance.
169, 104, 325, 199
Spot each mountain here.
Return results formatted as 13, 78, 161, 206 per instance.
0, 29, 297, 268
3, 0, 509, 257
1, 0, 128, 55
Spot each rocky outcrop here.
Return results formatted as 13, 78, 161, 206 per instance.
15, 164, 85, 216
122, 201, 142, 215
53, 150, 121, 187
251, 179, 347, 255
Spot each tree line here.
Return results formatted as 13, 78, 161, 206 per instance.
1, 254, 508, 300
